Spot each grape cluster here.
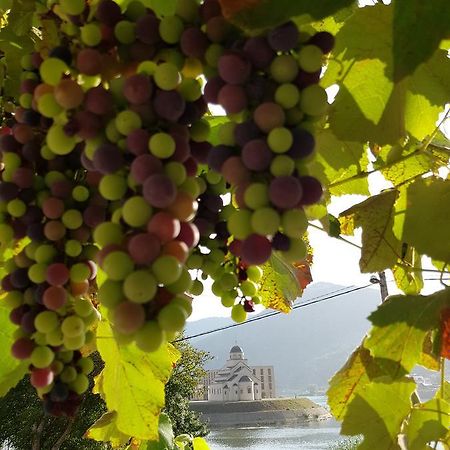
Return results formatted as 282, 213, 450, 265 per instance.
1, 57, 100, 414
203, 10, 332, 267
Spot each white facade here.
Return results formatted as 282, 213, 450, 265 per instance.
205, 346, 275, 401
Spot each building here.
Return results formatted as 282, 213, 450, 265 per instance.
202, 345, 275, 401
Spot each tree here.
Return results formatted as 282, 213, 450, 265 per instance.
0, 0, 449, 449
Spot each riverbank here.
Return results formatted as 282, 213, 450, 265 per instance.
190, 397, 331, 428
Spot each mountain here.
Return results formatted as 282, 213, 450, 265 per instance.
185, 282, 381, 396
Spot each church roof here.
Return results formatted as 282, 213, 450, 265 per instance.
239, 375, 252, 382
230, 345, 243, 353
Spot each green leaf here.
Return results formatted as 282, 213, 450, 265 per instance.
218, 0, 355, 32
192, 437, 210, 450
365, 289, 449, 378
393, 0, 450, 80
142, 414, 175, 450
327, 345, 385, 420
206, 116, 230, 146
341, 378, 416, 449
329, 5, 450, 145
85, 411, 131, 447
95, 320, 180, 440
405, 398, 450, 450
0, 305, 27, 397
5, 0, 35, 36
392, 247, 424, 295
339, 190, 402, 272
309, 129, 369, 196
394, 178, 450, 262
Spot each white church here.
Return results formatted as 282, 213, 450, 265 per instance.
206, 345, 276, 401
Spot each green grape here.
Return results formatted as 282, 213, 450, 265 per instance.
2, 152, 20, 170
211, 280, 225, 297
154, 62, 181, 90
270, 155, 295, 177
227, 209, 252, 240
285, 107, 305, 125
34, 311, 59, 334
219, 272, 238, 290
190, 119, 210, 142
137, 60, 157, 75
106, 120, 121, 142
186, 253, 203, 269
98, 280, 123, 308
99, 174, 128, 200
299, 85, 328, 116
72, 185, 90, 202
93, 222, 124, 247
270, 55, 299, 83
69, 373, 89, 395
39, 58, 68, 86
63, 333, 86, 350
205, 170, 222, 185
70, 263, 91, 283
31, 346, 55, 369
231, 304, 247, 323
46, 124, 77, 155
297, 45, 323, 73
115, 110, 142, 135
136, 321, 165, 352
60, 366, 77, 383
166, 267, 193, 294
103, 251, 134, 281
37, 93, 63, 118
122, 196, 152, 227
159, 16, 184, 44
77, 357, 94, 375
157, 304, 187, 333
65, 240, 82, 257
28, 262, 47, 284
178, 78, 202, 101
81, 23, 102, 46
205, 43, 224, 68
4, 291, 23, 308
60, 0, 85, 15
51, 360, 64, 376
244, 183, 269, 210
152, 255, 182, 285
275, 83, 300, 109
19, 93, 32, 109
149, 132, 176, 159
252, 295, 262, 304
46, 329, 64, 346
281, 209, 308, 238
247, 265, 263, 283
61, 315, 85, 338
172, 295, 193, 317
58, 350, 74, 364
221, 290, 237, 307
280, 238, 307, 262
83, 310, 99, 328
114, 20, 136, 44
240, 280, 258, 297
7, 199, 26, 217
74, 298, 95, 317
165, 162, 187, 186
251, 207, 280, 236
123, 270, 157, 303
62, 209, 83, 230
34, 332, 48, 346
189, 279, 204, 296
267, 127, 293, 153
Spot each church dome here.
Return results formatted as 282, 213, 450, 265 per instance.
230, 345, 243, 353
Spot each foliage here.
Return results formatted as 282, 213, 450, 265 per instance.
0, 0, 449, 449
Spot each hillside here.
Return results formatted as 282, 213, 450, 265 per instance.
185, 282, 381, 396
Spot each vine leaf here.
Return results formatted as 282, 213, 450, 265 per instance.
405, 398, 450, 450
418, 332, 440, 372
94, 320, 180, 440
0, 304, 27, 396
392, 247, 424, 295
192, 437, 210, 450
218, 0, 354, 32
329, 5, 450, 145
139, 413, 175, 450
341, 377, 416, 450
365, 289, 449, 379
339, 190, 402, 273
393, 0, 450, 80
327, 344, 385, 420
310, 129, 369, 196
85, 411, 130, 447
394, 178, 450, 262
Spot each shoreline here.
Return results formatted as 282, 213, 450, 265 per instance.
190, 397, 332, 429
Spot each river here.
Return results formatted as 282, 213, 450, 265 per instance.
206, 396, 354, 450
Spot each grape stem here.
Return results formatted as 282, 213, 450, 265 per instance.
308, 222, 362, 249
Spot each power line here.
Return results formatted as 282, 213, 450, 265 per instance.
175, 283, 374, 343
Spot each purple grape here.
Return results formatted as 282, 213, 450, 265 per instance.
272, 232, 290, 251
143, 174, 177, 208
0, 135, 21, 152
308, 31, 335, 54
130, 154, 163, 184
83, 205, 106, 228
288, 128, 315, 159
84, 86, 114, 115
269, 176, 303, 210
190, 141, 210, 164
242, 138, 272, 171
218, 53, 251, 85
96, 0, 122, 26
298, 176, 323, 205
295, 70, 321, 89
234, 120, 261, 147
267, 21, 299, 52
123, 74, 153, 105
217, 84, 248, 114
180, 27, 209, 59
204, 76, 225, 104
153, 90, 186, 122
243, 36, 276, 69
136, 14, 160, 45
10, 268, 30, 289
207, 145, 234, 171
93, 143, 124, 174
0, 182, 19, 201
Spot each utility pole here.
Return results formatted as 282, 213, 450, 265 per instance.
370, 271, 389, 303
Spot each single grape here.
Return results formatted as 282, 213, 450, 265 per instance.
123, 270, 157, 303
231, 304, 247, 323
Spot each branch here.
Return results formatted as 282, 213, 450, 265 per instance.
50, 416, 75, 450
32, 415, 47, 450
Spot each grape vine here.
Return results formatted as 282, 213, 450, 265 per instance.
0, 0, 449, 449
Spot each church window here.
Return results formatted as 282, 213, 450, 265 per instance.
240, 389, 243, 394
247, 387, 251, 394
268, 368, 271, 375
